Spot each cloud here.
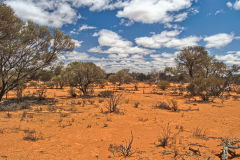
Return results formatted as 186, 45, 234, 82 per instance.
69, 0, 127, 11
116, 0, 194, 24
89, 29, 154, 55
5, 0, 78, 28
120, 19, 134, 26
227, 0, 240, 10
227, 2, 233, 8
72, 39, 83, 48
79, 24, 96, 31
215, 9, 224, 15
204, 33, 234, 48
215, 51, 240, 65
135, 30, 201, 49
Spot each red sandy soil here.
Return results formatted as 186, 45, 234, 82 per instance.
0, 83, 240, 160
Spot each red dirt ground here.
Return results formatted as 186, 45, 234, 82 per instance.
0, 83, 240, 160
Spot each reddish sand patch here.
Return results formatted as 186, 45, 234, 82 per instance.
0, 83, 240, 159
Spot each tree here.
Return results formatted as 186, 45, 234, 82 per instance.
0, 3, 75, 101
66, 62, 106, 96
175, 46, 238, 101
108, 69, 133, 86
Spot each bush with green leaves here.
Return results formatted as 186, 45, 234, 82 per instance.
66, 62, 106, 96
157, 80, 170, 90
175, 46, 239, 101
98, 90, 114, 98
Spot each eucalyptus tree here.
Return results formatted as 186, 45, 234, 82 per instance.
0, 3, 75, 101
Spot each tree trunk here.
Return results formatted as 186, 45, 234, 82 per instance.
0, 89, 5, 102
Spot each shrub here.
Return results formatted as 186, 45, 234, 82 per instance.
36, 84, 47, 100
155, 101, 171, 110
68, 88, 77, 97
134, 102, 140, 108
158, 123, 172, 147
168, 99, 178, 112
23, 129, 42, 141
98, 90, 114, 98
28, 81, 38, 88
192, 127, 207, 139
106, 93, 122, 113
187, 77, 226, 101
157, 81, 170, 90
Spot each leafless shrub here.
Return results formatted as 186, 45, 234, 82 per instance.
192, 127, 207, 139
134, 101, 140, 108
6, 111, 12, 118
20, 111, 27, 121
120, 132, 134, 157
23, 129, 42, 141
108, 132, 134, 158
60, 112, 69, 118
157, 123, 172, 147
168, 99, 179, 112
36, 84, 47, 100
155, 101, 171, 110
98, 99, 104, 103
88, 99, 95, 105
47, 105, 57, 112
106, 92, 122, 113
232, 95, 239, 101
68, 88, 77, 97
220, 138, 240, 160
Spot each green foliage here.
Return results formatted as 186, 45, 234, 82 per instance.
68, 88, 77, 98
108, 69, 133, 85
157, 81, 170, 90
66, 62, 106, 96
175, 46, 237, 101
0, 3, 75, 101
98, 90, 114, 98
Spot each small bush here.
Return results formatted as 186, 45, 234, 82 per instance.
68, 88, 77, 97
192, 127, 207, 139
36, 84, 47, 100
155, 101, 171, 110
23, 129, 41, 141
45, 81, 55, 89
168, 99, 178, 112
134, 102, 140, 108
158, 123, 172, 147
98, 90, 114, 98
28, 81, 38, 88
106, 93, 122, 113
157, 81, 170, 90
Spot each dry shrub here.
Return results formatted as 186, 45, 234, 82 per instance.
158, 123, 172, 147
98, 90, 114, 98
192, 127, 207, 139
36, 84, 47, 100
108, 132, 134, 158
168, 99, 179, 112
106, 92, 122, 113
157, 80, 170, 90
23, 129, 42, 141
134, 101, 140, 108
68, 88, 77, 97
155, 101, 171, 110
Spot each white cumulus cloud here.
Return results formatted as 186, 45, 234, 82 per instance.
204, 33, 234, 48
135, 30, 201, 49
88, 29, 154, 55
5, 0, 78, 28
117, 0, 194, 24
79, 24, 96, 31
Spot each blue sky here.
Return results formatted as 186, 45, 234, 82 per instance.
3, 0, 240, 73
